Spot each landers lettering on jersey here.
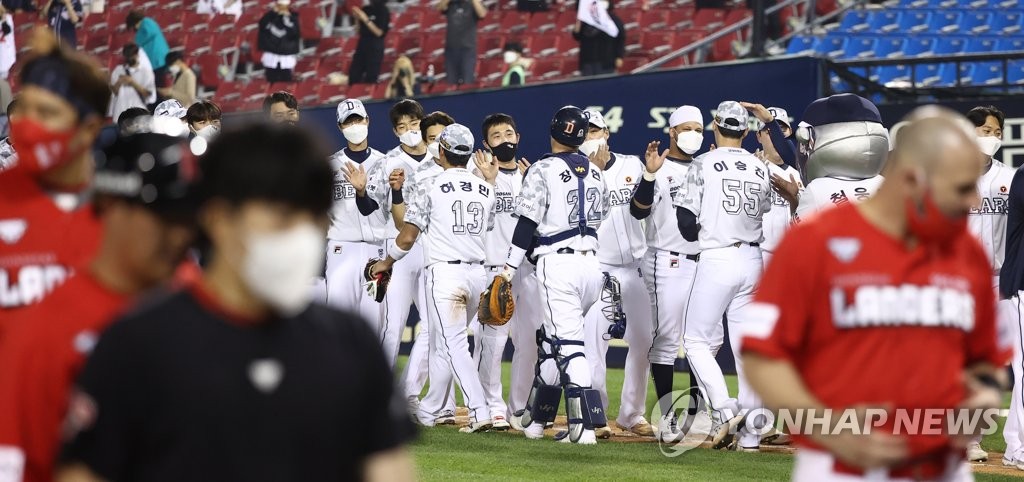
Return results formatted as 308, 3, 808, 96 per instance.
0, 265, 69, 308
830, 284, 975, 331
333, 179, 358, 200
609, 188, 634, 207
970, 196, 1008, 215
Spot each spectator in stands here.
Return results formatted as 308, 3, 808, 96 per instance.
348, 0, 389, 84
198, 0, 243, 20
263, 90, 299, 124
516, 0, 548, 12
158, 51, 197, 106
2, 0, 35, 12
108, 43, 156, 122
258, 0, 301, 84
572, 0, 625, 77
0, 6, 13, 110
438, 0, 486, 85
501, 42, 530, 87
186, 99, 222, 141
126, 10, 170, 71
40, 0, 82, 48
116, 106, 151, 135
385, 55, 420, 100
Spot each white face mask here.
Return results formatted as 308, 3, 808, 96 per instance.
241, 222, 325, 317
399, 129, 422, 148
196, 124, 219, 141
675, 130, 703, 155
426, 141, 440, 160
579, 138, 606, 157
342, 124, 369, 145
503, 51, 518, 64
977, 135, 1002, 158
169, 65, 181, 75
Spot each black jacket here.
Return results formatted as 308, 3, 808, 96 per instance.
258, 9, 301, 55
573, 14, 625, 68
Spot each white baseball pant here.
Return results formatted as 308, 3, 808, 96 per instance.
682, 244, 763, 425
324, 240, 384, 330
508, 262, 542, 418
584, 261, 654, 428
472, 265, 513, 420
533, 252, 603, 414
645, 249, 699, 365
418, 262, 490, 425
761, 248, 774, 271
1004, 293, 1024, 461
401, 318, 456, 413
381, 240, 427, 369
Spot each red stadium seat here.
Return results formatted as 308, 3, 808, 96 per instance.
241, 81, 270, 102
528, 33, 561, 57
640, 31, 676, 57
640, 9, 669, 29
346, 83, 373, 100
558, 32, 578, 57
185, 35, 213, 57
152, 10, 183, 32
318, 55, 351, 75
298, 6, 325, 41
294, 57, 320, 80
211, 34, 241, 56
210, 14, 237, 33
371, 82, 388, 99
12, 12, 36, 33
84, 34, 111, 56
530, 58, 563, 80
709, 30, 739, 61
692, 8, 726, 30
293, 80, 321, 105
392, 10, 423, 34
478, 58, 505, 82
620, 56, 648, 72
391, 34, 424, 58
319, 83, 349, 104
217, 80, 246, 100
666, 7, 696, 29
315, 36, 345, 57
182, 11, 210, 33
478, 33, 506, 58
618, 7, 642, 30
421, 34, 446, 61
163, 31, 188, 51
195, 53, 226, 89
498, 11, 530, 33
528, 11, 559, 33
725, 8, 752, 26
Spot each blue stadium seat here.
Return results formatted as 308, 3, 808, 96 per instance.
993, 12, 1023, 35
814, 36, 848, 58
927, 11, 963, 33
960, 11, 994, 34
965, 61, 1003, 85
1008, 60, 1024, 84
966, 37, 998, 53
838, 10, 872, 32
903, 37, 937, 56
877, 65, 911, 85
899, 11, 933, 33
898, 0, 947, 6
996, 37, 1024, 51
786, 35, 819, 55
955, 0, 990, 6
913, 63, 956, 86
998, 0, 1022, 8
934, 37, 968, 55
868, 10, 903, 33
842, 37, 877, 58
958, 63, 978, 85
875, 37, 907, 58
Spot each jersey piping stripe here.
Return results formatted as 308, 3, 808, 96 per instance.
646, 250, 661, 361
428, 265, 477, 422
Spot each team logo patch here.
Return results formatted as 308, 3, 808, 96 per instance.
827, 237, 861, 263
625, 176, 633, 183
669, 258, 679, 268
248, 358, 285, 394
334, 245, 342, 254
1001, 186, 1008, 194
0, 219, 27, 244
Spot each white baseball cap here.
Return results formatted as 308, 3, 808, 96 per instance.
583, 109, 607, 130
438, 124, 474, 156
715, 101, 749, 132
669, 105, 703, 128
768, 106, 791, 129
336, 98, 367, 124
154, 99, 187, 119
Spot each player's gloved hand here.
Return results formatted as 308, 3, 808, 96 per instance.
479, 272, 515, 326
644, 141, 669, 175
363, 258, 392, 303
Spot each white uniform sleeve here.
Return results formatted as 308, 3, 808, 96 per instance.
795, 186, 816, 220
674, 160, 704, 216
486, 185, 497, 232
515, 163, 549, 223
404, 178, 432, 231
364, 157, 390, 206
598, 170, 611, 221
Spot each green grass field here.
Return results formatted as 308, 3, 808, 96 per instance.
399, 356, 1024, 481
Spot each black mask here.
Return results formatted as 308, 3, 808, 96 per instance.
490, 142, 517, 163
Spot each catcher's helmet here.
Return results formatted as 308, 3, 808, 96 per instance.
550, 105, 587, 148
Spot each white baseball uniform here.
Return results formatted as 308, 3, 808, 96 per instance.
324, 147, 388, 329
405, 166, 497, 425
640, 157, 700, 366
761, 161, 802, 267
969, 160, 1014, 288
516, 153, 609, 428
365, 146, 431, 368
795, 175, 882, 221
471, 167, 522, 421
507, 260, 541, 420
581, 152, 653, 429
674, 147, 770, 433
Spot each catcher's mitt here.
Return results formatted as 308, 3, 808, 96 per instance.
363, 258, 391, 303
478, 275, 514, 326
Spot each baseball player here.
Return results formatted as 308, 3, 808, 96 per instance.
629, 105, 703, 442
0, 97, 16, 172
750, 105, 803, 267
362, 99, 429, 369
468, 113, 527, 431
579, 108, 656, 438
506, 106, 610, 445
675, 101, 772, 452
322, 98, 388, 328
369, 123, 497, 433
746, 108, 1008, 480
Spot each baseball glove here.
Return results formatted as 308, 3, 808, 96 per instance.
478, 275, 514, 326
363, 258, 391, 303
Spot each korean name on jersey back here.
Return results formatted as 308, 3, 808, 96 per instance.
1, 264, 69, 308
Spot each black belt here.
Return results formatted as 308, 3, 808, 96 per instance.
446, 260, 483, 265
731, 242, 760, 247
668, 251, 699, 261
556, 248, 594, 255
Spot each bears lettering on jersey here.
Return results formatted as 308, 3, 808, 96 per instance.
0, 265, 69, 308
333, 179, 358, 200
494, 192, 516, 213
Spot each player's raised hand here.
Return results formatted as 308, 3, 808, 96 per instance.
588, 142, 611, 170
740, 102, 774, 123
388, 168, 405, 190
770, 172, 801, 209
644, 141, 669, 173
473, 149, 498, 184
517, 158, 531, 175
342, 163, 368, 194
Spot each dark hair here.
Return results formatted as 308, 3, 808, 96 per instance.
420, 111, 454, 143
388, 99, 424, 128
718, 126, 745, 140
482, 113, 517, 140
503, 42, 523, 54
165, 51, 183, 67
117, 107, 149, 129
444, 151, 471, 167
19, 38, 111, 119
122, 42, 139, 58
6, 96, 17, 118
125, 10, 144, 30
263, 91, 298, 113
186, 100, 222, 126
196, 122, 334, 217
966, 105, 1005, 131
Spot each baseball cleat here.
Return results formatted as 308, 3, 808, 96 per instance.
760, 428, 792, 446
966, 442, 988, 462
435, 409, 457, 425
458, 419, 492, 433
595, 426, 612, 439
510, 410, 526, 431
617, 418, 656, 437
711, 414, 744, 450
556, 429, 598, 445
491, 415, 510, 431
657, 414, 684, 443
523, 422, 545, 440
1002, 457, 1024, 471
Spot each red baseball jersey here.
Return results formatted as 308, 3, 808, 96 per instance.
0, 172, 101, 315
742, 203, 1010, 476
0, 272, 129, 482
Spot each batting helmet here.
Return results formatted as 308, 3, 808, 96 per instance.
550, 105, 587, 148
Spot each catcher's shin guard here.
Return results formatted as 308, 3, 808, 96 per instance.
564, 385, 606, 443
521, 327, 561, 428
601, 272, 627, 340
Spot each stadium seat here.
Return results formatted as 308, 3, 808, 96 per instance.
838, 10, 871, 32
478, 58, 505, 82
182, 11, 209, 33
993, 12, 1023, 35
786, 35, 818, 55
875, 37, 906, 58
877, 64, 911, 85
913, 63, 957, 87
393, 10, 423, 34
814, 35, 847, 58
640, 9, 670, 30
934, 37, 967, 55
966, 37, 998, 53
530, 58, 564, 80
556, 11, 577, 33
527, 11, 559, 33
959, 11, 994, 34
898, 10, 932, 33
421, 35, 446, 61
618, 7, 643, 30
903, 37, 937, 57
319, 83, 349, 104
209, 14, 236, 33
868, 10, 902, 33
84, 34, 111, 56
314, 36, 346, 57
1009, 60, 1024, 84
926, 11, 962, 33
195, 53, 227, 89
692, 8, 727, 30
185, 35, 213, 57
294, 57, 320, 81
724, 8, 751, 27
498, 12, 530, 34
293, 80, 321, 105
298, 6, 325, 41
842, 36, 877, 59
641, 32, 676, 57
964, 61, 1002, 85
528, 33, 562, 57
345, 83, 373, 100
666, 8, 696, 29
164, 31, 188, 51
997, 37, 1024, 52
1000, 0, 1023, 8
211, 34, 241, 56
955, 0, 990, 7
